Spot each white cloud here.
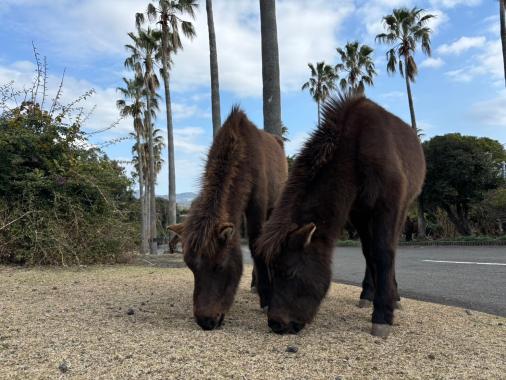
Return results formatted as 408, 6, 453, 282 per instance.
437, 36, 487, 55
482, 15, 500, 36
426, 9, 449, 34
355, 1, 447, 43
429, 0, 481, 8
169, 0, 355, 96
379, 90, 405, 99
284, 132, 310, 156
356, 0, 413, 39
444, 39, 503, 83
172, 103, 210, 120
470, 90, 506, 126
0, 60, 131, 135
173, 127, 208, 154
420, 57, 445, 68
2, 0, 355, 98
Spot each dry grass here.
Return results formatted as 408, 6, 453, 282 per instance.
0, 257, 504, 379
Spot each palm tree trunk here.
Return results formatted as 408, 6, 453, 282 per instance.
144, 175, 151, 252
160, 19, 177, 230
404, 56, 425, 238
145, 96, 157, 255
136, 135, 148, 255
206, 0, 221, 138
317, 100, 320, 127
259, 0, 282, 137
404, 59, 417, 132
500, 0, 506, 87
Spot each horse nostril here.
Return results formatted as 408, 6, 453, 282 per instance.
290, 321, 306, 334
196, 316, 218, 331
268, 318, 288, 334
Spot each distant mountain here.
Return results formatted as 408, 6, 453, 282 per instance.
176, 192, 198, 208
132, 191, 197, 209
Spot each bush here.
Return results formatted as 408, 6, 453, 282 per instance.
0, 61, 138, 265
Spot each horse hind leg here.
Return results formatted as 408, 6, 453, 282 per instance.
350, 212, 375, 309
369, 200, 407, 337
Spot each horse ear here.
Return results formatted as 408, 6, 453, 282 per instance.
167, 223, 184, 237
218, 222, 235, 242
289, 223, 316, 248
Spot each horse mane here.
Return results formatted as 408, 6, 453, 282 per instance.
256, 91, 365, 262
184, 106, 247, 257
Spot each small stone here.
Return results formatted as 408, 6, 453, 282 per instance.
286, 346, 298, 353
498, 322, 503, 326
58, 361, 69, 373
335, 376, 343, 380
127, 308, 135, 315
465, 309, 472, 315
52, 286, 58, 290
141, 302, 146, 306
428, 353, 436, 360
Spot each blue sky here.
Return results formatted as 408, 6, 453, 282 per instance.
1, 0, 504, 195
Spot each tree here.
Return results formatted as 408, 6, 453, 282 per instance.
137, 0, 198, 231
125, 27, 161, 254
301, 62, 337, 126
206, 0, 221, 138
376, 7, 434, 237
422, 134, 504, 236
335, 41, 376, 93
259, 0, 282, 137
117, 75, 149, 254
500, 0, 506, 87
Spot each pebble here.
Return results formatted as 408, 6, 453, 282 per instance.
465, 309, 472, 316
127, 308, 135, 315
428, 353, 436, 360
58, 361, 69, 373
286, 346, 298, 353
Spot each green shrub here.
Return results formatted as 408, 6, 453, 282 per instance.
0, 74, 138, 265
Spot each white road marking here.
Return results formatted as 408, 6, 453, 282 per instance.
422, 259, 506, 266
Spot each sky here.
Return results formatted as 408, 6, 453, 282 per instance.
0, 0, 504, 195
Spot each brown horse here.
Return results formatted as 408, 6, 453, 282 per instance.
168, 106, 287, 330
256, 93, 425, 337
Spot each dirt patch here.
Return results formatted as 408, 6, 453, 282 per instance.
0, 261, 504, 379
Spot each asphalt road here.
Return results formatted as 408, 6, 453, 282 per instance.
243, 246, 506, 317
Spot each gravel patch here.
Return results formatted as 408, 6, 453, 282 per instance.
0, 261, 504, 379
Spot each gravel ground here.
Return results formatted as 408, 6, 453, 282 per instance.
0, 257, 504, 379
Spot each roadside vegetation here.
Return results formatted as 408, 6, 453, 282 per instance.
1, 2, 505, 266
0, 56, 138, 265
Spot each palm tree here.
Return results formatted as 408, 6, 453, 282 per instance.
376, 7, 434, 238
117, 75, 149, 255
335, 41, 376, 93
500, 0, 506, 87
206, 0, 221, 138
259, 0, 282, 137
136, 0, 198, 230
301, 62, 337, 126
376, 7, 434, 132
132, 128, 165, 178
125, 27, 161, 254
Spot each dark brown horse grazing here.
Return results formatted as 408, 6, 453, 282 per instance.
168, 106, 287, 330
256, 93, 425, 337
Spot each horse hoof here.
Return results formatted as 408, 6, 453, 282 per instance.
395, 301, 403, 310
261, 306, 269, 314
371, 323, 392, 338
358, 299, 372, 308
250, 286, 257, 294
